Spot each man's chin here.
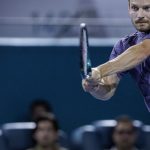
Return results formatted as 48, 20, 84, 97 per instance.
40, 144, 50, 148
41, 142, 55, 147
135, 24, 150, 32
136, 27, 150, 32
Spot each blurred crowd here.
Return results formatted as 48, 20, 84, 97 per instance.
1, 98, 147, 150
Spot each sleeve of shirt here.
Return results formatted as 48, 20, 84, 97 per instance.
109, 39, 129, 78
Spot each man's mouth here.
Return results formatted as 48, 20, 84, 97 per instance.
137, 22, 147, 23
136, 21, 148, 24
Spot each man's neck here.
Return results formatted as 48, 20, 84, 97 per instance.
138, 30, 150, 35
116, 145, 136, 150
36, 143, 59, 150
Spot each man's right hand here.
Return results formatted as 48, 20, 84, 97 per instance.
82, 68, 120, 100
82, 67, 102, 93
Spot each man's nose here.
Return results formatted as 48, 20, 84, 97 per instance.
137, 9, 145, 19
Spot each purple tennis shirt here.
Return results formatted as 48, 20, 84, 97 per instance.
109, 31, 150, 111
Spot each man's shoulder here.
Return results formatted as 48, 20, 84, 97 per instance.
117, 31, 138, 46
112, 31, 138, 54
122, 32, 138, 40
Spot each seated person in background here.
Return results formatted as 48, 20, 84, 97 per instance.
29, 99, 54, 121
27, 115, 68, 150
110, 115, 139, 150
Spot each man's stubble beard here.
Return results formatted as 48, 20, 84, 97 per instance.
131, 19, 150, 32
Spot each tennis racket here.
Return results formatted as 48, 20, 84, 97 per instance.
80, 23, 92, 79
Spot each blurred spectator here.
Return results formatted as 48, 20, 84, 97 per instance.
110, 116, 139, 150
27, 115, 68, 150
29, 99, 54, 121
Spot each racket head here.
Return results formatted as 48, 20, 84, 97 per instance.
80, 23, 92, 79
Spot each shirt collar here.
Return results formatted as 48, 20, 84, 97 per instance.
137, 31, 150, 37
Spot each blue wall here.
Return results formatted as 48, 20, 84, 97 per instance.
0, 46, 149, 133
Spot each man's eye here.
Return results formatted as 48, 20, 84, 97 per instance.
144, 6, 150, 11
131, 6, 138, 11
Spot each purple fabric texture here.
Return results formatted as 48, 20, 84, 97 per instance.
109, 31, 150, 111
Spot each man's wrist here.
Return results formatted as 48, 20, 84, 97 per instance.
92, 67, 101, 80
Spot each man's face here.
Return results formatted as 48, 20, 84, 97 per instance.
34, 121, 58, 147
113, 122, 137, 149
129, 0, 150, 32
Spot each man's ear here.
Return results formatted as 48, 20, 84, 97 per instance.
128, 0, 130, 9
128, 4, 131, 16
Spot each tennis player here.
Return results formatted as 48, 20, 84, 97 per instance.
82, 0, 150, 111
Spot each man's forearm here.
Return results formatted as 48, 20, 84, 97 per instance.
97, 40, 150, 78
